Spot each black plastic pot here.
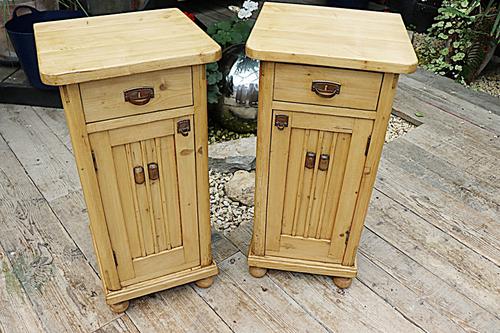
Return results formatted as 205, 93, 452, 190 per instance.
388, 0, 441, 32
6, 6, 84, 89
328, 0, 369, 9
413, 2, 440, 32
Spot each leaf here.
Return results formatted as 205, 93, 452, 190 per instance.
206, 62, 218, 71
414, 112, 424, 117
438, 33, 449, 39
207, 70, 223, 85
229, 31, 244, 44
207, 24, 217, 35
216, 20, 232, 31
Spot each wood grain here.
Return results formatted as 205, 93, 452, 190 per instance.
251, 61, 275, 256
0, 135, 119, 332
34, 9, 221, 85
80, 67, 193, 123
246, 2, 418, 73
274, 63, 382, 110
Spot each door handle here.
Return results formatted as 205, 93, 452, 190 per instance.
318, 154, 330, 171
305, 152, 316, 169
133, 166, 145, 184
148, 163, 159, 180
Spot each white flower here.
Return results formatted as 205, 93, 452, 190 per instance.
228, 5, 240, 14
237, 8, 252, 19
242, 0, 259, 12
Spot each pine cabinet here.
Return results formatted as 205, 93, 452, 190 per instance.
246, 3, 418, 288
34, 9, 221, 312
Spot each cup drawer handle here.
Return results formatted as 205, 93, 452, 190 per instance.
124, 87, 155, 105
311, 81, 341, 98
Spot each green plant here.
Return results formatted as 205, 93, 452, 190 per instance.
205, 1, 257, 104
421, 0, 499, 82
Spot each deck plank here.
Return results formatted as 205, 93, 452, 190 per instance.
393, 84, 500, 186
224, 223, 424, 332
0, 104, 81, 202
126, 285, 232, 333
0, 135, 119, 332
194, 251, 331, 333
404, 69, 500, 116
358, 230, 500, 333
376, 140, 499, 266
398, 76, 500, 133
367, 187, 499, 315
0, 244, 46, 333
33, 106, 73, 152
94, 315, 140, 333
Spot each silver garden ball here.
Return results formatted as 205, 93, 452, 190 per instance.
214, 44, 260, 133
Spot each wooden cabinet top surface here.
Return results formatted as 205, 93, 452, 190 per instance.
34, 9, 221, 85
246, 3, 418, 74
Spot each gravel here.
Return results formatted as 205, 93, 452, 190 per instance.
470, 70, 500, 98
386, 114, 416, 142
209, 114, 415, 231
209, 169, 254, 231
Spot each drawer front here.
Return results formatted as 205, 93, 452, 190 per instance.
273, 63, 382, 111
81, 67, 193, 123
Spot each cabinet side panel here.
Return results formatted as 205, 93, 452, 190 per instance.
342, 73, 398, 266
192, 64, 213, 267
252, 61, 275, 256
59, 84, 121, 291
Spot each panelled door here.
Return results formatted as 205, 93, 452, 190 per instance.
89, 114, 200, 286
265, 110, 373, 263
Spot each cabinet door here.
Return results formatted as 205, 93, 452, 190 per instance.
265, 110, 373, 263
89, 115, 200, 286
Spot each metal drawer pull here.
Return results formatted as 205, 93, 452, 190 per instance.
318, 154, 330, 171
124, 87, 155, 105
148, 163, 159, 180
133, 166, 145, 184
311, 80, 341, 98
305, 152, 316, 169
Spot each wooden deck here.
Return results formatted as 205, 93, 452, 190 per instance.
0, 68, 498, 332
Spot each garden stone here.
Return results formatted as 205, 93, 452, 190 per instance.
208, 137, 256, 172
225, 170, 255, 206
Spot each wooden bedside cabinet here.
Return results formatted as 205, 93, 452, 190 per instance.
246, 3, 417, 288
34, 9, 221, 312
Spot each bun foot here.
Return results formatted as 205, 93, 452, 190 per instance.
195, 276, 214, 288
249, 266, 267, 278
109, 300, 129, 313
333, 277, 352, 289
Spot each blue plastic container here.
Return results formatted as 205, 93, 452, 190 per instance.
6, 6, 84, 89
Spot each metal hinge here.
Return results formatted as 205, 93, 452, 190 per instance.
365, 135, 372, 156
91, 151, 98, 171
177, 119, 191, 136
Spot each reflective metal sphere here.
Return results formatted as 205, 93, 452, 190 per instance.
214, 44, 259, 133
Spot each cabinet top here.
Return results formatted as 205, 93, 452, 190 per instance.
34, 9, 221, 85
246, 3, 418, 74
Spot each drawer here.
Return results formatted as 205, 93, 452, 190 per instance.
80, 67, 193, 123
273, 63, 382, 111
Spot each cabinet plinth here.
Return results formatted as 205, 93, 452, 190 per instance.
34, 9, 221, 309
246, 3, 417, 286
